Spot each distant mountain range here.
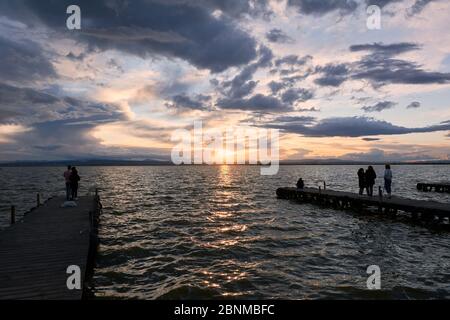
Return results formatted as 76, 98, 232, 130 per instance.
1, 158, 449, 167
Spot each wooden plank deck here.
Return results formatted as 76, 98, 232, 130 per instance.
417, 182, 450, 193
277, 187, 450, 220
0, 196, 99, 300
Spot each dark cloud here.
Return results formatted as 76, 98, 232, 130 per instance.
340, 147, 436, 162
407, 0, 437, 16
200, 0, 272, 18
217, 94, 292, 112
361, 101, 396, 112
287, 0, 436, 16
298, 107, 320, 112
0, 36, 57, 84
362, 137, 381, 141
266, 28, 292, 43
287, 0, 358, 15
281, 88, 314, 104
220, 45, 273, 99
313, 42, 450, 88
0, 82, 137, 161
350, 42, 421, 55
268, 81, 288, 94
314, 63, 350, 87
275, 55, 312, 67
0, 83, 125, 125
353, 54, 450, 85
271, 115, 316, 124
406, 101, 421, 109
262, 116, 450, 137
0, 0, 258, 73
165, 93, 211, 110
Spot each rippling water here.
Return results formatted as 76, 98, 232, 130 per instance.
1, 165, 449, 299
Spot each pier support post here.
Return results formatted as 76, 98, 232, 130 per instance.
11, 205, 15, 225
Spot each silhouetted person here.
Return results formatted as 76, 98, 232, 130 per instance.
365, 166, 377, 196
70, 167, 80, 200
296, 178, 304, 189
357, 168, 365, 195
384, 164, 392, 198
63, 165, 72, 200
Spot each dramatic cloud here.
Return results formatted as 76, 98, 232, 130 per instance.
275, 55, 312, 67
217, 94, 292, 112
0, 1, 448, 162
165, 94, 211, 111
287, 0, 437, 16
287, 0, 358, 15
350, 42, 421, 55
361, 101, 396, 112
314, 42, 450, 88
281, 88, 314, 104
219, 46, 273, 100
407, 0, 437, 16
340, 148, 436, 162
406, 101, 421, 109
0, 83, 125, 125
351, 43, 450, 86
266, 28, 292, 43
362, 137, 381, 141
0, 36, 57, 84
262, 116, 450, 137
314, 63, 350, 87
0, 0, 258, 73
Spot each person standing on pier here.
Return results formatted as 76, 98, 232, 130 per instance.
384, 164, 392, 199
70, 167, 80, 201
365, 166, 377, 196
63, 165, 72, 201
296, 178, 304, 189
357, 168, 365, 195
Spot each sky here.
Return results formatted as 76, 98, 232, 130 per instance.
0, 0, 450, 162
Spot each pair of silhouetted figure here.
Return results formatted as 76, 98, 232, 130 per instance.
357, 165, 392, 198
63, 165, 81, 201
357, 166, 376, 196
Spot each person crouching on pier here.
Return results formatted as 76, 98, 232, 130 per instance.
357, 168, 365, 195
384, 164, 392, 199
63, 165, 72, 200
297, 178, 304, 189
70, 167, 80, 201
365, 166, 376, 196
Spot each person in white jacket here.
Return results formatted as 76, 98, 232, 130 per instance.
384, 164, 392, 198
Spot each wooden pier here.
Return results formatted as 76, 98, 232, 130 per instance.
0, 195, 101, 300
277, 187, 450, 222
417, 182, 450, 193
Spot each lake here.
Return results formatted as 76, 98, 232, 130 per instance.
0, 165, 449, 299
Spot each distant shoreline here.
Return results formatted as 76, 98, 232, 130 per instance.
1, 160, 449, 167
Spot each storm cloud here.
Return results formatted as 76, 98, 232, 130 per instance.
262, 116, 450, 137
0, 36, 57, 84
217, 94, 292, 112
0, 0, 258, 73
361, 101, 396, 112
